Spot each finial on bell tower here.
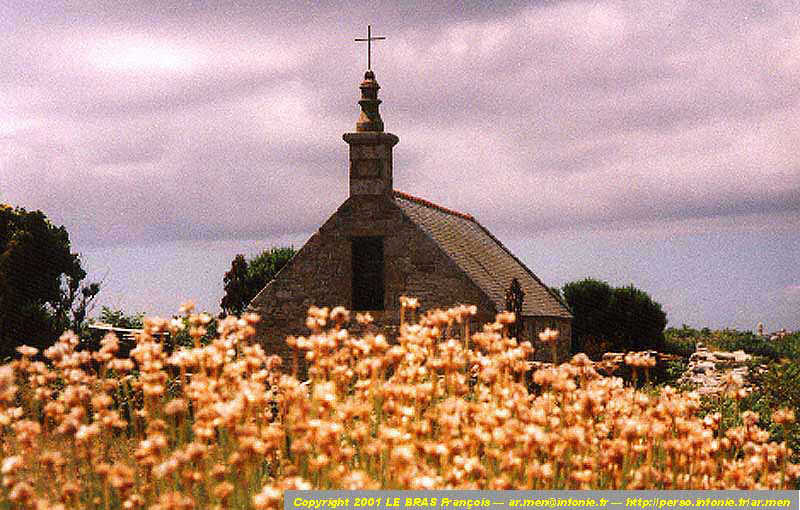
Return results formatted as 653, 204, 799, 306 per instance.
343, 26, 398, 197
356, 70, 384, 132
353, 26, 387, 132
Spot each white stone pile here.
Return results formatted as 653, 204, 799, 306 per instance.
679, 341, 752, 395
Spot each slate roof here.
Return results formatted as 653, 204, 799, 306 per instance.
393, 191, 572, 319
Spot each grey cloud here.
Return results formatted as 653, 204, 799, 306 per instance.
3, 0, 799, 250
1, 1, 532, 31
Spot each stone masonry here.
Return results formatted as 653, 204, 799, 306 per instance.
248, 69, 572, 371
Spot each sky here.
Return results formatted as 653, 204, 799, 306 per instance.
1, 1, 798, 331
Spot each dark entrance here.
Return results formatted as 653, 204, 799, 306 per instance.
351, 236, 384, 310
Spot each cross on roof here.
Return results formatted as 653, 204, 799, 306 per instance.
354, 25, 386, 70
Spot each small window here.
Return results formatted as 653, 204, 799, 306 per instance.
352, 236, 384, 310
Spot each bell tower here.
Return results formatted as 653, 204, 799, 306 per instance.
343, 26, 398, 196
343, 71, 399, 196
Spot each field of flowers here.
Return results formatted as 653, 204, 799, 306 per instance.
0, 299, 798, 509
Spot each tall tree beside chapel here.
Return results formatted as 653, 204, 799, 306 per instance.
220, 247, 296, 316
561, 278, 667, 355
0, 205, 99, 357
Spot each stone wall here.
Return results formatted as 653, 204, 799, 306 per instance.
249, 194, 500, 371
679, 342, 753, 395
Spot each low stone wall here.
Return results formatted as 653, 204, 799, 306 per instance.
678, 342, 753, 394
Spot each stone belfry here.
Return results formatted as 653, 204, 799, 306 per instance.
343, 27, 399, 196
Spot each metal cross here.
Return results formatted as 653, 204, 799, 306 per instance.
354, 25, 386, 70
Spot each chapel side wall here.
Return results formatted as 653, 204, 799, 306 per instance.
250, 195, 499, 369
248, 230, 351, 365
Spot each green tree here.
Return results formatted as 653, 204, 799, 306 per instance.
220, 246, 295, 316
561, 278, 667, 355
0, 205, 100, 357
607, 284, 667, 352
548, 286, 563, 300
220, 254, 249, 317
96, 306, 145, 330
562, 278, 615, 355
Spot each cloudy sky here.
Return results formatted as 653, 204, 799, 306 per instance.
2, 1, 798, 331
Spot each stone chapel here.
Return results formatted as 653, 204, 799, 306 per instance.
248, 68, 572, 363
